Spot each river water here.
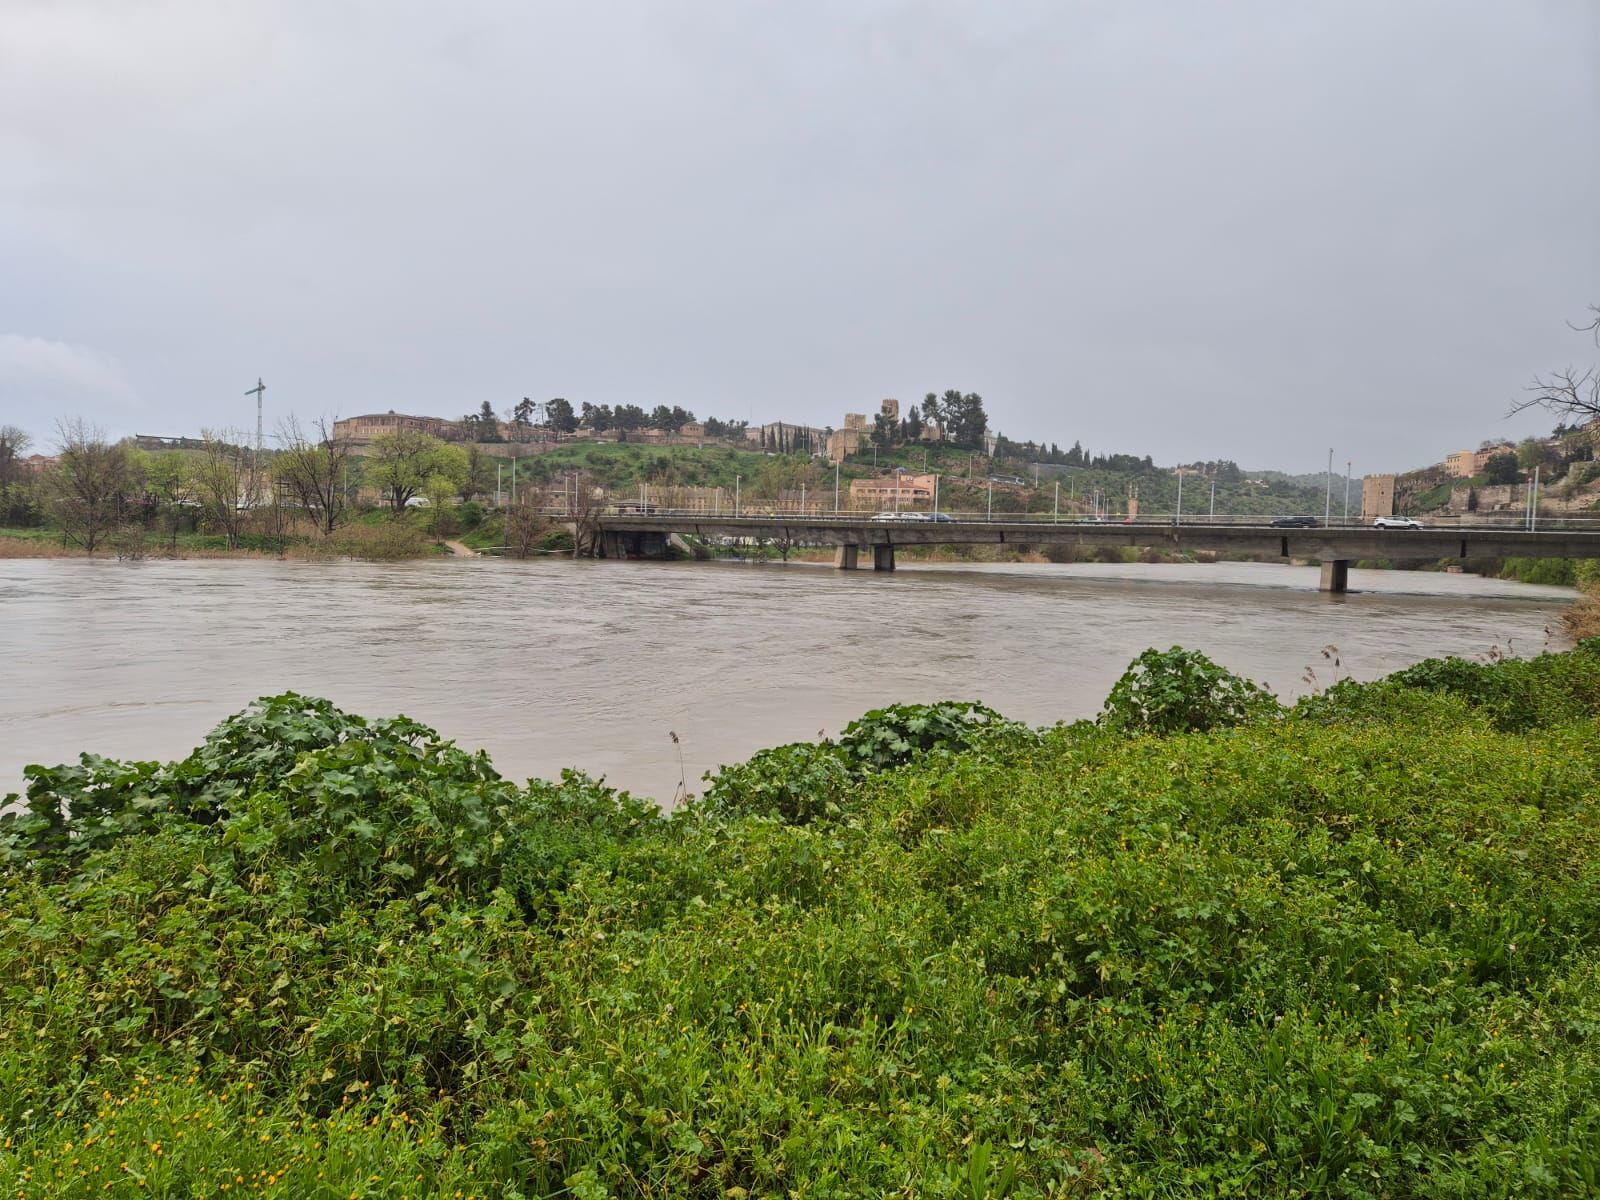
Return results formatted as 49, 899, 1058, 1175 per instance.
0, 558, 1575, 803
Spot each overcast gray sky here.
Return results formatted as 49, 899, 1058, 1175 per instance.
2, 0, 1596, 472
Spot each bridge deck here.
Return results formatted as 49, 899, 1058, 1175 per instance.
595, 514, 1600, 564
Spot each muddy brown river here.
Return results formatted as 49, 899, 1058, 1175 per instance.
0, 558, 1575, 803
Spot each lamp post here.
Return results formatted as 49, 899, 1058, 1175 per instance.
1053, 480, 1060, 523
933, 474, 940, 515
496, 463, 502, 507
1175, 469, 1183, 525
1324, 447, 1333, 524
510, 457, 517, 504
987, 481, 993, 521
1344, 461, 1352, 523
734, 474, 740, 517
1209, 479, 1216, 520
834, 461, 840, 513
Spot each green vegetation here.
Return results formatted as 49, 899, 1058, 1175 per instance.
6, 644, 1600, 1195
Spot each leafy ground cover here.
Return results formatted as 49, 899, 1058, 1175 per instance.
3, 644, 1600, 1197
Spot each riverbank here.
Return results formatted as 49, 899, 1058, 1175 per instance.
0, 520, 449, 561
4, 642, 1598, 1195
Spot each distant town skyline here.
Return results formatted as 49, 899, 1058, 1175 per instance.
3, 2, 1595, 473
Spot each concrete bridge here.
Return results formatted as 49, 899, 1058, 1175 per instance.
594, 514, 1600, 592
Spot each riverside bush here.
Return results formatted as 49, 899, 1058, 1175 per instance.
697, 701, 1037, 826
5, 648, 1600, 1196
1102, 645, 1281, 733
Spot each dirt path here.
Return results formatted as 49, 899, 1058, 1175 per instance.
443, 539, 477, 556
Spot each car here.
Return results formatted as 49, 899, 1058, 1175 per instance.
927, 512, 956, 523
871, 511, 922, 522
1270, 515, 1319, 528
1373, 515, 1424, 530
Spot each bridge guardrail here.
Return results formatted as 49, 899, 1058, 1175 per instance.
583, 509, 1600, 532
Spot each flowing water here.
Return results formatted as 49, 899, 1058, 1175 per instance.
0, 557, 1575, 803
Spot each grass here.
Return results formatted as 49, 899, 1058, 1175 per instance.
5, 645, 1600, 1195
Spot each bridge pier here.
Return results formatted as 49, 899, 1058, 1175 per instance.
834, 544, 859, 570
872, 545, 896, 572
1319, 559, 1350, 594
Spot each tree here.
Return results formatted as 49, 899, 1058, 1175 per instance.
546, 398, 577, 434
581, 402, 612, 433
613, 404, 648, 432
1483, 451, 1522, 485
872, 411, 895, 449
367, 429, 459, 511
192, 430, 257, 549
939, 390, 989, 448
274, 417, 352, 536
921, 392, 942, 434
144, 452, 196, 553
906, 405, 923, 441
505, 487, 549, 558
513, 398, 536, 434
564, 470, 602, 557
0, 424, 30, 494
1511, 305, 1599, 429
42, 419, 137, 552
460, 444, 497, 502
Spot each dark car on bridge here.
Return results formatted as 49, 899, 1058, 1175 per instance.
1270, 515, 1320, 528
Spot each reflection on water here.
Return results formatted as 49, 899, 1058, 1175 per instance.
0, 558, 1573, 802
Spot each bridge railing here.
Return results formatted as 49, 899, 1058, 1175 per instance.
587, 508, 1600, 532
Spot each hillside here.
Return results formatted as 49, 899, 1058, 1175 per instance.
4, 644, 1599, 1195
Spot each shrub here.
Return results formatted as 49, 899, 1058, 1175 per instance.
1101, 645, 1281, 733
838, 700, 1034, 773
696, 741, 857, 825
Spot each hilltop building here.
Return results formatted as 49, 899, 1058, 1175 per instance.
849, 472, 936, 509
333, 412, 459, 447
1443, 443, 1516, 478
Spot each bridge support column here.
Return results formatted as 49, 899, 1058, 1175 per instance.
835, 544, 859, 570
872, 545, 895, 572
1319, 559, 1350, 594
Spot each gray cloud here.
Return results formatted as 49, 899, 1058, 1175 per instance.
2, 0, 1596, 470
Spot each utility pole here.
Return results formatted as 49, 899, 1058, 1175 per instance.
1344, 461, 1352, 522
1324, 447, 1333, 524
1209, 479, 1216, 520
245, 378, 265, 497
1053, 480, 1059, 523
834, 460, 840, 512
1176, 469, 1183, 525
987, 481, 993, 520
933, 474, 940, 514
496, 463, 502, 507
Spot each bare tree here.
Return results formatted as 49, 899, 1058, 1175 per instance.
274, 416, 351, 536
1511, 305, 1600, 428
42, 418, 136, 553
192, 429, 256, 549
561, 470, 604, 557
505, 486, 549, 558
